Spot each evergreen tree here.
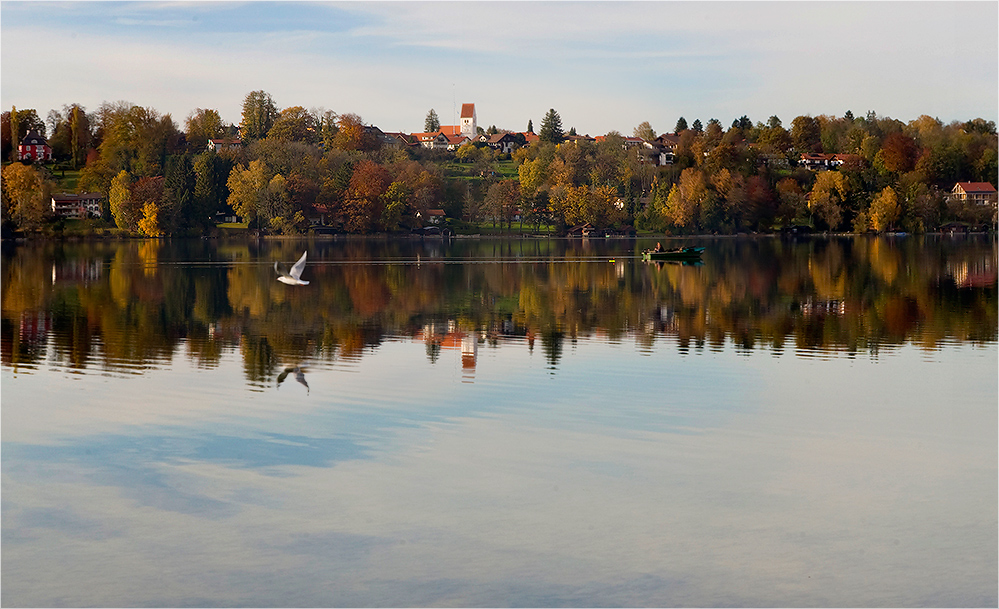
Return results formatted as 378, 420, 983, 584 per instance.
527, 119, 534, 133
424, 109, 440, 132
674, 117, 688, 132
691, 119, 703, 133
539, 109, 564, 144
163, 154, 196, 232
194, 151, 234, 224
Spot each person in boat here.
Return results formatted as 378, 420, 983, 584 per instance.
654, 242, 662, 252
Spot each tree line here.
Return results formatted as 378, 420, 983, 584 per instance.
3, 238, 995, 379
2, 92, 997, 237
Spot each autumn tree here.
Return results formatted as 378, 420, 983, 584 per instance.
868, 186, 900, 232
634, 121, 656, 141
268, 106, 319, 143
343, 160, 390, 232
184, 108, 226, 153
133, 176, 166, 237
240, 90, 278, 140
227, 160, 269, 226
808, 170, 849, 230
332, 113, 375, 151
485, 179, 522, 230
791, 115, 822, 152
878, 132, 919, 173
109, 170, 138, 231
1, 162, 50, 230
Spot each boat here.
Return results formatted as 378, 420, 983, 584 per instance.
641, 246, 704, 261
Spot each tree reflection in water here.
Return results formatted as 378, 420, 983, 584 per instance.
2, 236, 996, 383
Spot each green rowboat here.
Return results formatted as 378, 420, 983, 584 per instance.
641, 246, 705, 261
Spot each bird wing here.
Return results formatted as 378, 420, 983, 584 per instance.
289, 251, 308, 280
274, 260, 282, 275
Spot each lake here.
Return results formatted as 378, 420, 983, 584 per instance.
2, 235, 996, 607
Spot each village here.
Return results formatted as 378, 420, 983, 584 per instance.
3, 99, 998, 236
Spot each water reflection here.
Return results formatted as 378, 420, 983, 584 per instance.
2, 236, 996, 607
3, 236, 994, 385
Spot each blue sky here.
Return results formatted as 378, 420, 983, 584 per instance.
2, 1, 996, 136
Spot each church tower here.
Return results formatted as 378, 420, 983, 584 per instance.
460, 103, 476, 137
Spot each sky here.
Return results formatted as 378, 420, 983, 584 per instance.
2, 1, 997, 137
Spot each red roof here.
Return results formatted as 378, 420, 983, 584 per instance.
460, 103, 475, 119
955, 182, 997, 194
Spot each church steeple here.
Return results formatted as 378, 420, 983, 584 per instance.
460, 103, 476, 137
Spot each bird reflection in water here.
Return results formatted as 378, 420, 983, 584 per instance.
277, 366, 309, 394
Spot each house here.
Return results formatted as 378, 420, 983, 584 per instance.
564, 134, 596, 145
655, 133, 682, 152
830, 153, 862, 169
799, 152, 834, 170
207, 137, 243, 153
641, 141, 674, 166
364, 125, 403, 149
383, 132, 420, 149
444, 134, 471, 151
417, 209, 446, 224
478, 132, 520, 154
50, 192, 104, 219
950, 182, 998, 207
18, 130, 52, 162
412, 131, 452, 150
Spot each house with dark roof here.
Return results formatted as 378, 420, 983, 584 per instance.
50, 192, 105, 219
18, 130, 52, 162
476, 132, 521, 154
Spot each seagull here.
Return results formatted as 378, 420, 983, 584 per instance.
275, 251, 310, 285
277, 366, 309, 394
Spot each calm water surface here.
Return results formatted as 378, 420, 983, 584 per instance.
2, 236, 997, 607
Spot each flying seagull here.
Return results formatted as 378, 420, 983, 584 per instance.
275, 251, 310, 285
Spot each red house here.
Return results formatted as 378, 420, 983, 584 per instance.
18, 130, 52, 162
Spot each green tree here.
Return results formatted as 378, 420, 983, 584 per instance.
539, 109, 564, 144
162, 154, 196, 232
527, 119, 534, 133
691, 119, 703, 133
240, 90, 278, 140
674, 117, 688, 132
194, 151, 233, 224
424, 109, 440, 132
68, 104, 91, 168
8, 106, 19, 161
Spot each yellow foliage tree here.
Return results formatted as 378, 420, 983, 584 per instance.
869, 186, 900, 232
138, 201, 163, 237
1, 162, 48, 230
